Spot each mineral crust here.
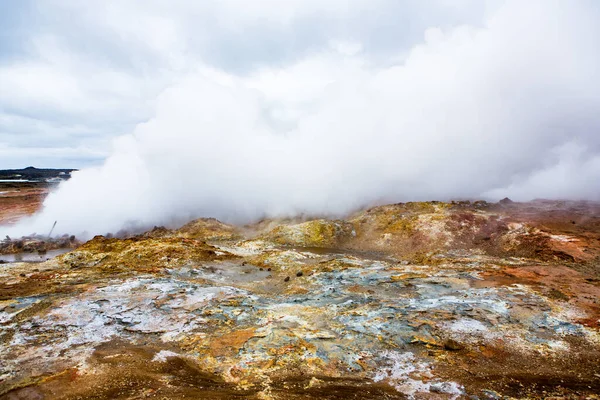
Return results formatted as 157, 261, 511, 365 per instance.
1, 200, 599, 399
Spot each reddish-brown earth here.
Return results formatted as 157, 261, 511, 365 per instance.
0, 182, 49, 226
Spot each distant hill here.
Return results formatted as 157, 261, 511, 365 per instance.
0, 166, 77, 181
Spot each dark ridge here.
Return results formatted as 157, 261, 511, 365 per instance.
0, 167, 77, 181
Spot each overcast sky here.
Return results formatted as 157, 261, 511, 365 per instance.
0, 0, 502, 169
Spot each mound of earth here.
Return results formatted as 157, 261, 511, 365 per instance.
176, 217, 241, 241
262, 219, 354, 248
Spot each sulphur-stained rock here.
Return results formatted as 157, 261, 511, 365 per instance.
1, 200, 600, 399
263, 219, 354, 247
443, 339, 464, 351
176, 217, 241, 241
58, 235, 235, 270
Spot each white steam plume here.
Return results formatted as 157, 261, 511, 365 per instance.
3, 1, 600, 238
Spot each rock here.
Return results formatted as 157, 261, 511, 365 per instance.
176, 218, 239, 241
142, 226, 173, 238
264, 219, 354, 247
444, 339, 464, 351
0, 235, 79, 256
481, 389, 502, 399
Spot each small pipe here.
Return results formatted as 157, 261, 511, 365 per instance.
48, 221, 57, 238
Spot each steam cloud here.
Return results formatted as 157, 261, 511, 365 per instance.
3, 0, 600, 238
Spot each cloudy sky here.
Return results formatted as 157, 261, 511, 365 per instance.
0, 0, 500, 168
2, 0, 600, 237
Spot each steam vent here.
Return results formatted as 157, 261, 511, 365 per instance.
1, 200, 600, 399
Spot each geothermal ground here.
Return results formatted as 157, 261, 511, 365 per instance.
1, 194, 600, 399
0, 181, 51, 227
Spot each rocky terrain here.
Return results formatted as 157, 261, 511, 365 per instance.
1, 200, 600, 399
